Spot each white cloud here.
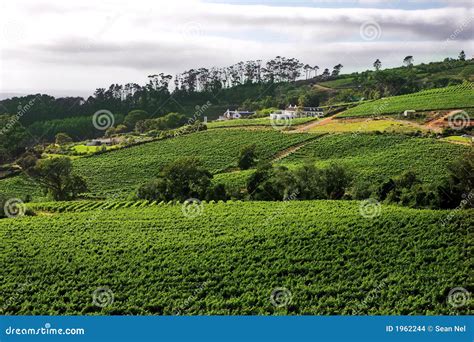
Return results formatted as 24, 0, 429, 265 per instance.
0, 0, 472, 96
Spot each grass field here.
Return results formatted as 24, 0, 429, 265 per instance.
1, 201, 470, 315
71, 144, 119, 154
318, 78, 355, 88
441, 136, 472, 144
307, 119, 424, 133
337, 83, 474, 118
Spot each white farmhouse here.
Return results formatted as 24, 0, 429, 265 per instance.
217, 109, 255, 121
269, 105, 324, 120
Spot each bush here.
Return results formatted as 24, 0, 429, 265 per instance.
238, 144, 258, 170
137, 157, 212, 202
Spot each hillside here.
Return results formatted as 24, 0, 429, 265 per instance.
209, 133, 469, 193
0, 130, 315, 199
1, 201, 470, 315
337, 83, 474, 118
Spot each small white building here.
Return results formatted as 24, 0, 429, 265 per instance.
269, 105, 324, 120
218, 109, 255, 121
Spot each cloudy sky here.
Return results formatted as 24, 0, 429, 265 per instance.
0, 0, 472, 98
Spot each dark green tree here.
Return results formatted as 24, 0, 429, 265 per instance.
55, 132, 73, 145
373, 59, 382, 71
123, 110, 149, 130
238, 144, 258, 170
137, 157, 212, 201
27, 157, 88, 201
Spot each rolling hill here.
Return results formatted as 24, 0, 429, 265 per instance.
1, 200, 471, 315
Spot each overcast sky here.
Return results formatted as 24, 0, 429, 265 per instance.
0, 0, 472, 98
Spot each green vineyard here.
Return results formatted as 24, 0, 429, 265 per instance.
0, 130, 314, 200
337, 83, 474, 118
280, 133, 469, 185
1, 201, 471, 315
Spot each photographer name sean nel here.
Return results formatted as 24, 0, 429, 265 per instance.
386, 325, 467, 333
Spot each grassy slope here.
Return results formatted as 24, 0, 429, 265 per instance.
214, 133, 469, 190
281, 133, 468, 185
1, 201, 470, 315
307, 119, 424, 133
0, 130, 313, 199
206, 117, 317, 128
337, 83, 474, 118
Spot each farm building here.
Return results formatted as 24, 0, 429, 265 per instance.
269, 105, 324, 120
86, 138, 119, 146
218, 109, 255, 121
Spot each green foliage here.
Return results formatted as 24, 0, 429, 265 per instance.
68, 130, 313, 198
238, 144, 258, 170
1, 201, 470, 314
247, 163, 298, 200
123, 110, 149, 130
27, 157, 88, 201
27, 114, 125, 142
338, 83, 474, 118
137, 157, 212, 201
437, 150, 474, 209
247, 162, 352, 200
55, 132, 73, 145
376, 171, 438, 208
280, 133, 468, 187
0, 114, 29, 164
136, 112, 187, 133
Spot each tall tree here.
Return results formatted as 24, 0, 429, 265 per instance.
458, 50, 466, 61
312, 65, 319, 77
403, 56, 414, 67
373, 59, 382, 71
